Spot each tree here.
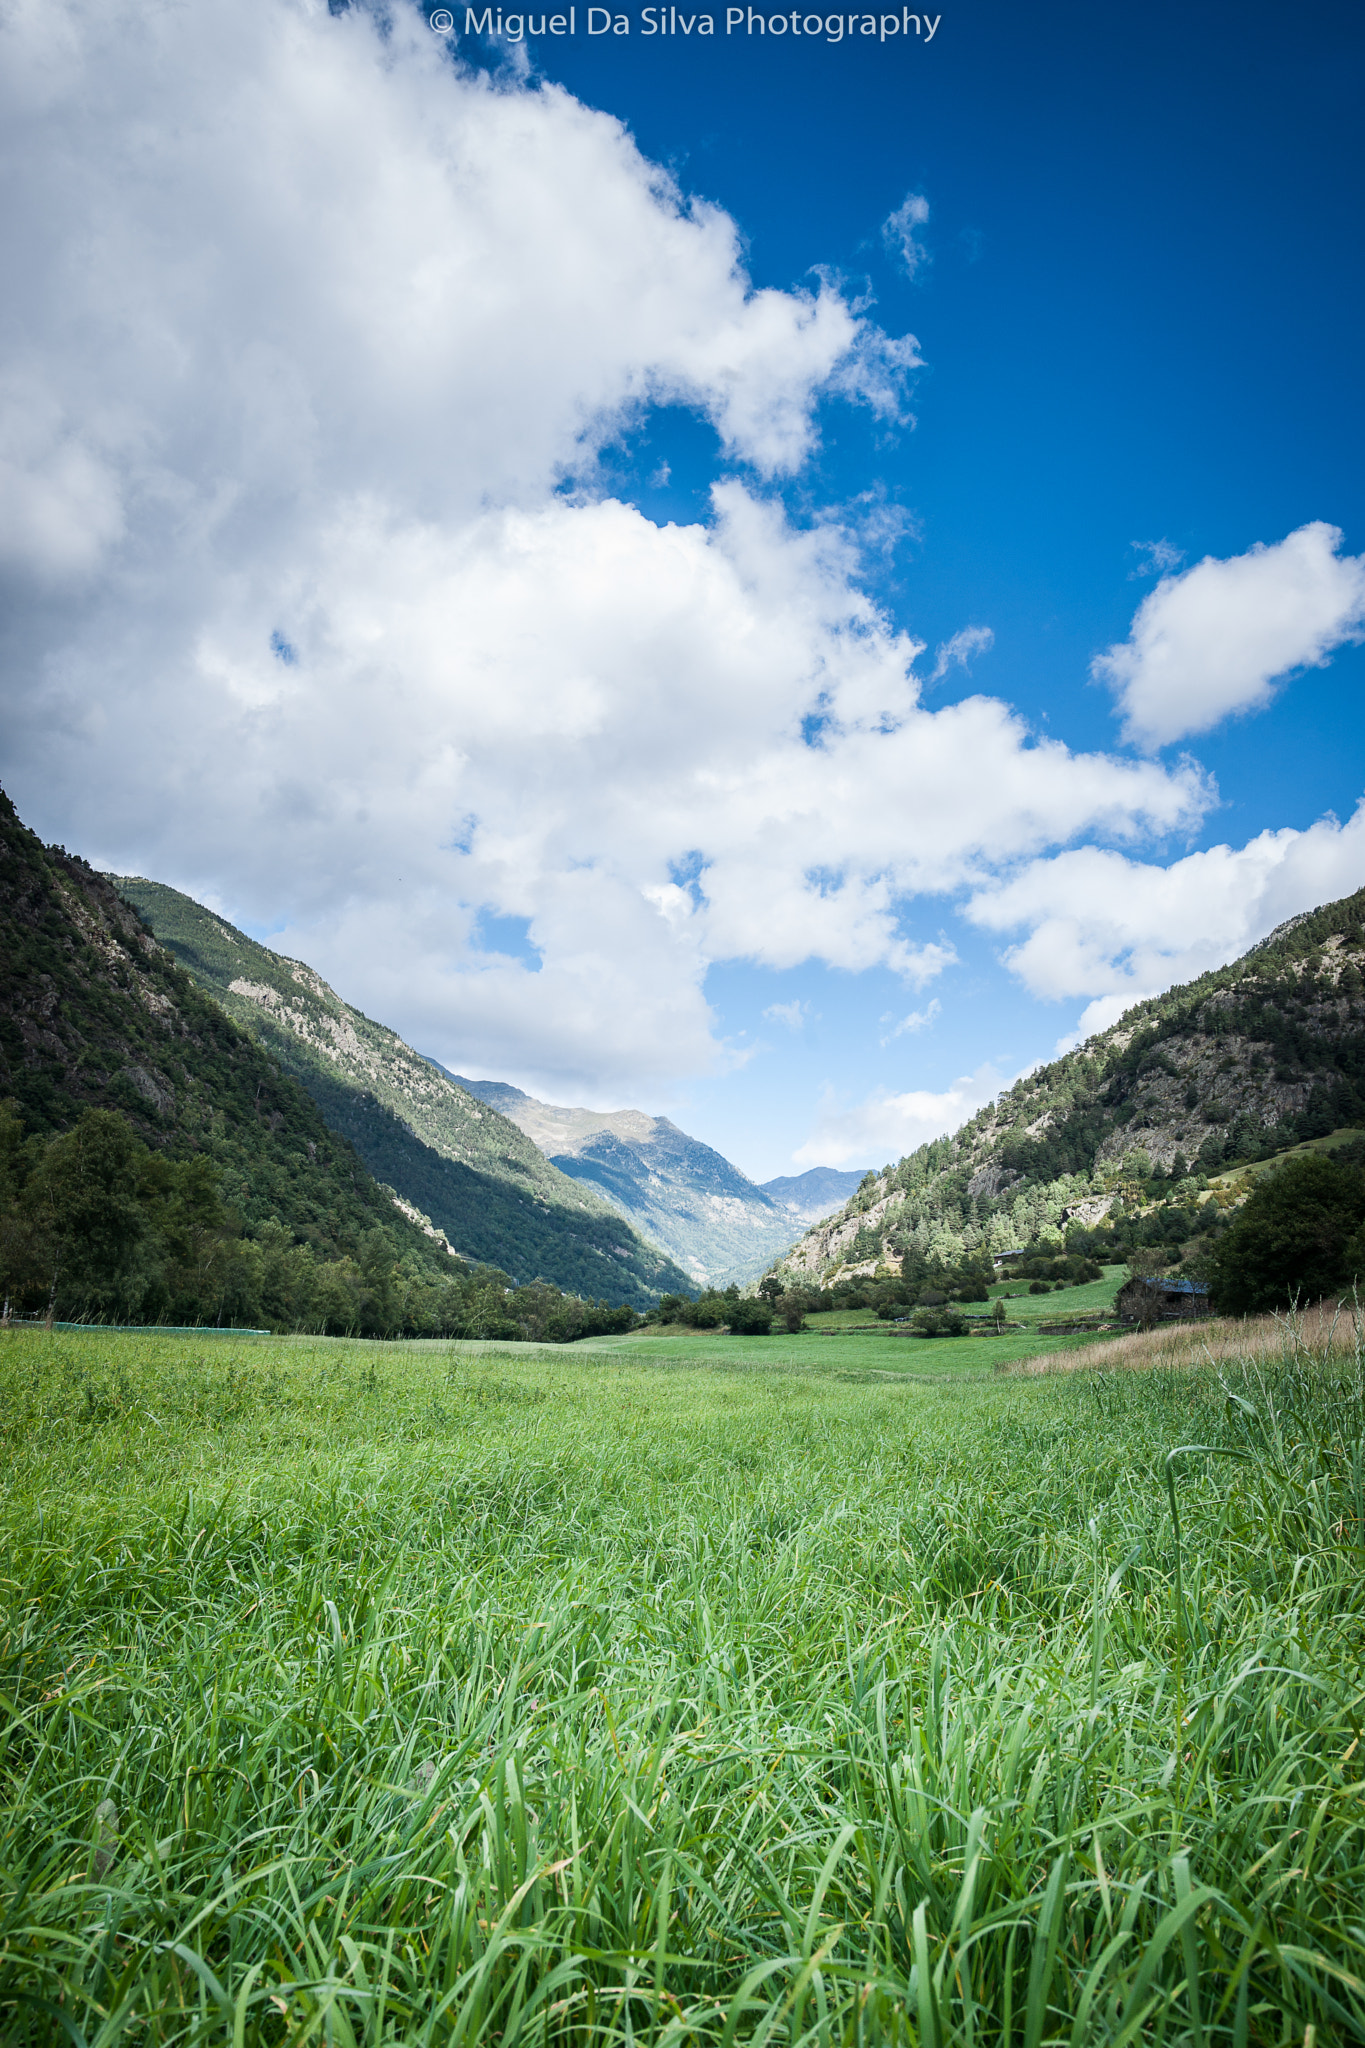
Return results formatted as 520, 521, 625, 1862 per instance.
728, 1297, 773, 1335
22, 1110, 152, 1320
1208, 1153, 1365, 1315
776, 1290, 808, 1333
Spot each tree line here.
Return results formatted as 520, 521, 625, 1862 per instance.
0, 1103, 640, 1341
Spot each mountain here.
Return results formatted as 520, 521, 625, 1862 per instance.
772, 887, 1365, 1286
444, 1075, 863, 1285
760, 1167, 871, 1224
114, 878, 692, 1305
0, 788, 458, 1290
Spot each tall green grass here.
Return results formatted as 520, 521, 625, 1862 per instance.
1, 1327, 1362, 2043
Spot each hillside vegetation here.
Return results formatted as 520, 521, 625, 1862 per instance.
0, 794, 664, 1337
115, 878, 692, 1305
2, 1321, 1361, 2041
775, 886, 1365, 1288
0, 791, 473, 1330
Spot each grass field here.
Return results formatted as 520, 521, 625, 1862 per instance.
2, 1316, 1363, 2044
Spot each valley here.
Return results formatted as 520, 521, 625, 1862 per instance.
444, 1070, 866, 1283
4, 788, 1365, 2043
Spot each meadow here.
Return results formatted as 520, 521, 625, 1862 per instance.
1, 1313, 1363, 2045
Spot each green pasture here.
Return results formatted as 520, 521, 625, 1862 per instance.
2, 1316, 1363, 2044
800, 1267, 1125, 1326
582, 1324, 1103, 1379
980, 1269, 1129, 1321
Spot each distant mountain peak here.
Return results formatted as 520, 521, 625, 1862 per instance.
435, 1076, 857, 1284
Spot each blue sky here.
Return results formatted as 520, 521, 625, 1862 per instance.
1, 0, 1362, 1178
488, 0, 1365, 1170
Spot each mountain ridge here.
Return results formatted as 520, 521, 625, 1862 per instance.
0, 788, 465, 1312
114, 879, 694, 1304
443, 1068, 868, 1283
772, 885, 1365, 1287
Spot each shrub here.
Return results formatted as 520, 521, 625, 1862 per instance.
776, 1291, 808, 1332
910, 1304, 969, 1337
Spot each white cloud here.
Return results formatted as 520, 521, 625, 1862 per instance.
793, 1064, 1008, 1170
967, 798, 1365, 1041
1095, 522, 1365, 748
0, 0, 913, 589
882, 192, 931, 279
763, 999, 810, 1030
879, 997, 941, 1046
0, 0, 1222, 1099
929, 625, 994, 683
0, 377, 126, 581
1128, 538, 1184, 579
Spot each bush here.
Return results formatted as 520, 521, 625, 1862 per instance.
910, 1304, 969, 1337
999, 1254, 1102, 1286
728, 1298, 773, 1335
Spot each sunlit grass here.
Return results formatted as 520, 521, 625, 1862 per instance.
1012, 1296, 1364, 1378
2, 1323, 1363, 2043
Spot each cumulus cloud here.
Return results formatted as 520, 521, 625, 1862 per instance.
0, 0, 1222, 1100
763, 999, 810, 1030
967, 798, 1365, 1041
1095, 522, 1365, 749
792, 1064, 1008, 1169
882, 192, 931, 278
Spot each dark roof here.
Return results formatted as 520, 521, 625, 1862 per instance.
1160, 1278, 1209, 1295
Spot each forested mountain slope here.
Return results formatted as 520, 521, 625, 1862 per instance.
773, 887, 1365, 1285
116, 879, 691, 1304
444, 1073, 821, 1285
0, 787, 466, 1322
